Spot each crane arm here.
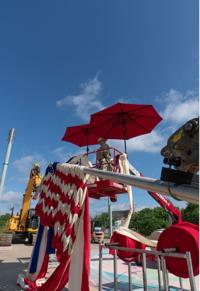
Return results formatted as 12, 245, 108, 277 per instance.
20, 166, 42, 228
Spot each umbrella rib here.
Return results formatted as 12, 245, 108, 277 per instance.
96, 117, 120, 139
127, 105, 152, 114
127, 115, 155, 132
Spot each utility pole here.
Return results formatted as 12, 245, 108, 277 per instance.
0, 128, 15, 197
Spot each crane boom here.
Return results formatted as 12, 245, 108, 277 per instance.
20, 165, 42, 228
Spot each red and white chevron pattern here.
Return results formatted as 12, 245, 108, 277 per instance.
23, 163, 90, 291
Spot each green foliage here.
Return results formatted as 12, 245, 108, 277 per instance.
181, 203, 199, 225
129, 207, 170, 236
92, 203, 199, 237
0, 214, 10, 233
91, 213, 109, 229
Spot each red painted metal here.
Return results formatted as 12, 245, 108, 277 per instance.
157, 222, 199, 278
87, 147, 127, 200
88, 179, 127, 200
140, 173, 182, 224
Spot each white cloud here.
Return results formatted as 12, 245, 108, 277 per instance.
111, 202, 130, 211
91, 202, 130, 215
135, 205, 154, 211
51, 147, 84, 162
160, 89, 199, 124
127, 130, 165, 153
12, 154, 47, 182
0, 191, 20, 203
110, 130, 165, 153
51, 147, 68, 162
56, 76, 104, 121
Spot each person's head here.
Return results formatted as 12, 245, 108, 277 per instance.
34, 163, 40, 169
33, 163, 40, 174
98, 137, 106, 146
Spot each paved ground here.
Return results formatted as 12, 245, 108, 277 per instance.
0, 244, 199, 290
0, 244, 98, 291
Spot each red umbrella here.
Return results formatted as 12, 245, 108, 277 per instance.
62, 123, 99, 153
90, 102, 162, 152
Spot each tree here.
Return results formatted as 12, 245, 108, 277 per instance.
91, 212, 109, 229
181, 203, 199, 224
129, 207, 170, 236
0, 214, 10, 233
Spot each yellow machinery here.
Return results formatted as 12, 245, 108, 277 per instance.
8, 164, 42, 244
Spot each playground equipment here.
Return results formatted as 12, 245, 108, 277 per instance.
8, 164, 42, 244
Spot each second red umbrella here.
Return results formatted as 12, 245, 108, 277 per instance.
62, 123, 99, 153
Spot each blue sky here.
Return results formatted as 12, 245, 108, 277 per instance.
0, 0, 198, 215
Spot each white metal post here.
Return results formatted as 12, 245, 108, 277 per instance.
108, 198, 113, 237
0, 128, 15, 197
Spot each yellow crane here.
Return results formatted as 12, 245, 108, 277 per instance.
8, 164, 42, 244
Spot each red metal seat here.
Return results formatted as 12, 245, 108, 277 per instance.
88, 179, 128, 200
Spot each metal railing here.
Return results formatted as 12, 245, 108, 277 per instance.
98, 243, 197, 291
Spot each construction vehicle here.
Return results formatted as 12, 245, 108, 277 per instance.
7, 164, 42, 244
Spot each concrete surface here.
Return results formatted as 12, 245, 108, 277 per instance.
0, 244, 199, 290
0, 244, 98, 291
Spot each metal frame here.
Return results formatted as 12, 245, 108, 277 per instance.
81, 166, 199, 204
87, 147, 123, 172
98, 243, 197, 291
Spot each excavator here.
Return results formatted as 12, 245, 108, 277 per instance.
7, 164, 42, 244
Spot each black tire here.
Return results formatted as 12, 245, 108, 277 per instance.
0, 232, 13, 246
32, 233, 37, 245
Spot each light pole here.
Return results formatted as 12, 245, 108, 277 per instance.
0, 128, 15, 197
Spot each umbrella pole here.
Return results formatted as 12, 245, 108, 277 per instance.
86, 132, 89, 155
86, 145, 89, 155
124, 140, 127, 153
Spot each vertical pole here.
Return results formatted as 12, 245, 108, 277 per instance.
142, 253, 147, 291
108, 198, 112, 237
0, 128, 15, 197
98, 244, 102, 291
156, 255, 162, 291
160, 256, 168, 290
163, 258, 169, 287
186, 252, 196, 291
124, 139, 127, 153
128, 262, 132, 291
113, 249, 118, 291
179, 277, 183, 290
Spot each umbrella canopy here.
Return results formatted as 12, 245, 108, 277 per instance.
90, 102, 162, 152
62, 123, 99, 152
